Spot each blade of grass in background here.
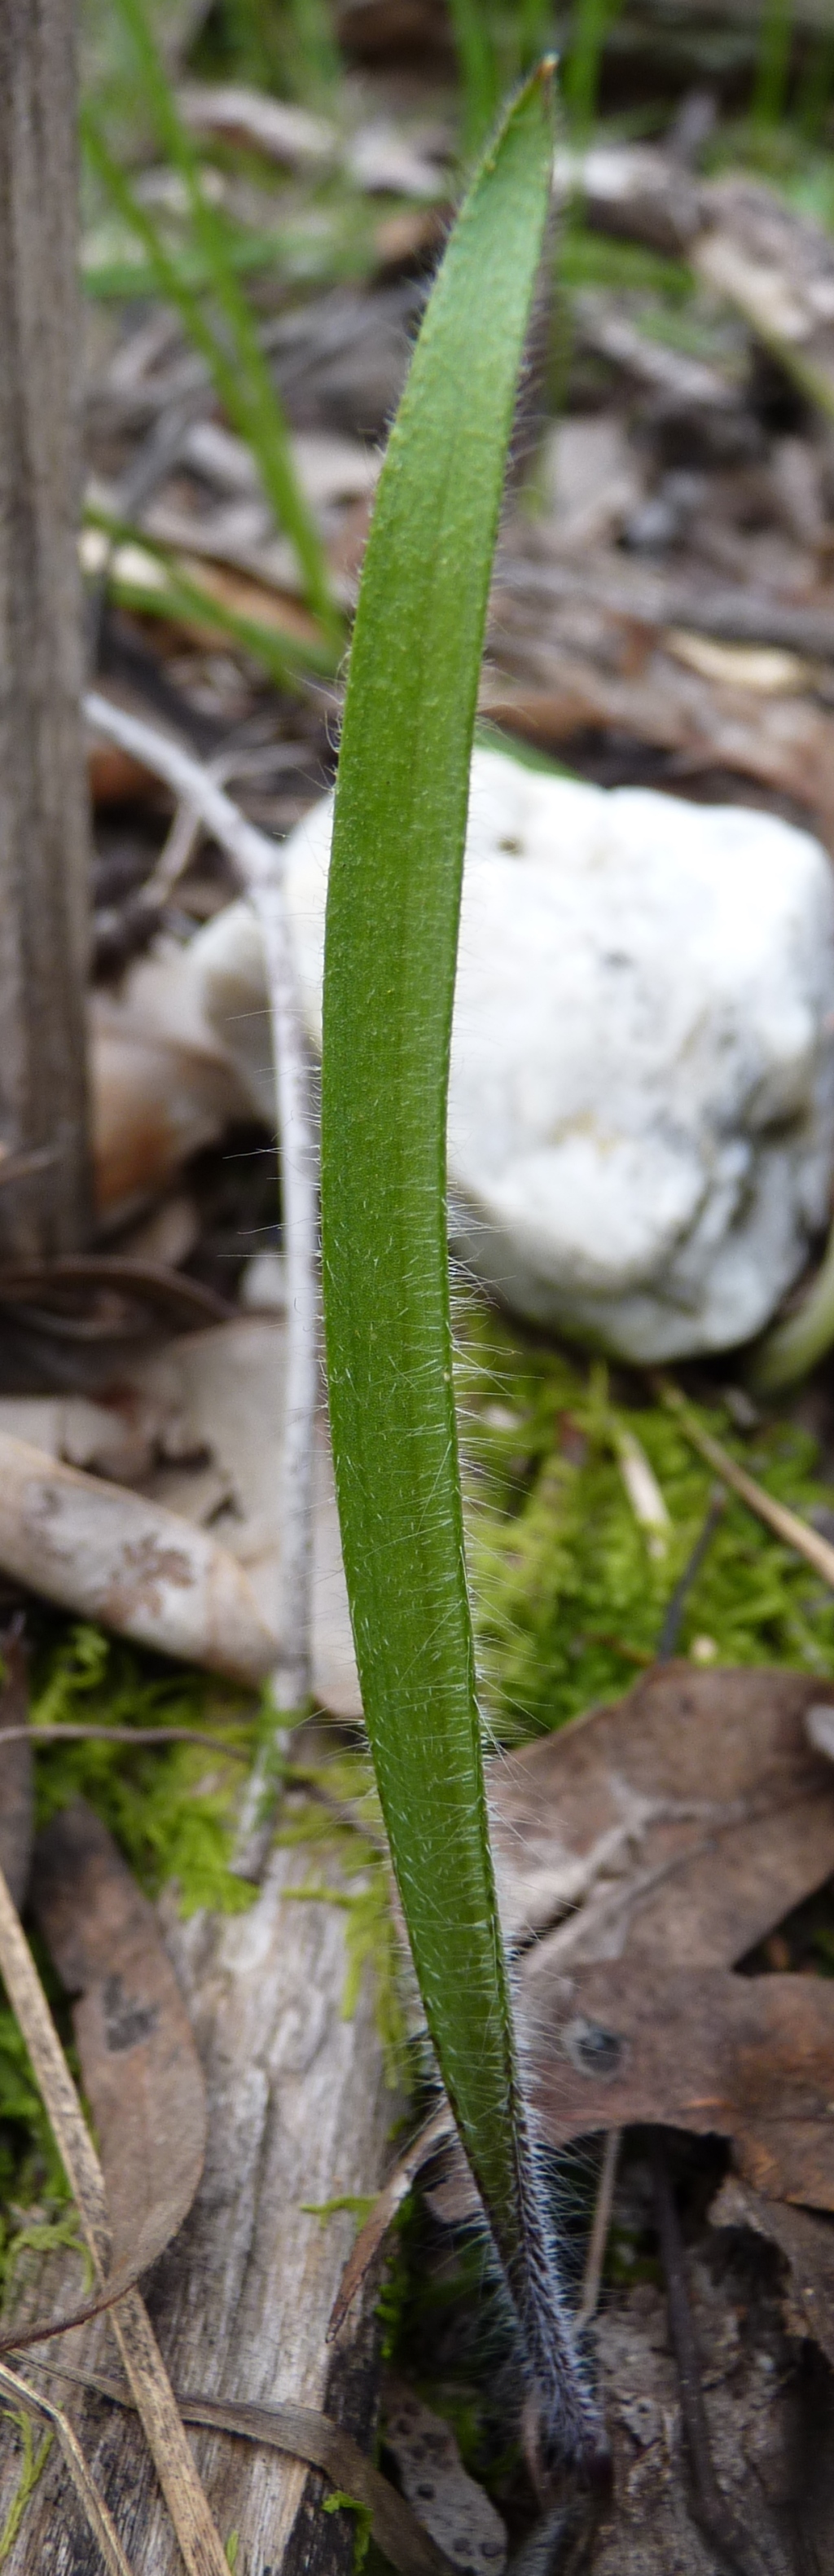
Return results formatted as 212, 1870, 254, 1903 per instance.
449, 0, 556, 160
272, 0, 342, 103
563, 0, 623, 134
83, 505, 336, 687
193, 0, 340, 104
796, 23, 834, 140
448, 0, 503, 159
321, 64, 601, 2479
83, 0, 340, 644
753, 0, 795, 132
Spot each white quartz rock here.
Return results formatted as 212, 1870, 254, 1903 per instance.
283, 746, 834, 1361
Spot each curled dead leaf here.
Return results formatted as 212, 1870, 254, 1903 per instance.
487, 1667, 834, 2216
529, 1959, 834, 2209
30, 1801, 207, 2283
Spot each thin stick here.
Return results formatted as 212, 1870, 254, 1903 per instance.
0, 1860, 230, 2576
84, 691, 318, 1866
25, 2359, 453, 2576
576, 2128, 621, 2333
328, 2106, 454, 2342
10, 1724, 249, 1756
0, 2358, 136, 2576
650, 2135, 769, 2576
655, 1374, 834, 1593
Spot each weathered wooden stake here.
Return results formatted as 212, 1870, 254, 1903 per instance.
0, 0, 91, 1257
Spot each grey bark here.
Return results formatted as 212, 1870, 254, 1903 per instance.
0, 0, 91, 1257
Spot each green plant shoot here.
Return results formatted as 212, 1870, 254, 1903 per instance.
321, 67, 600, 2476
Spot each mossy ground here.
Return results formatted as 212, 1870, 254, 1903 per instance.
458, 1303, 834, 1737
5, 1300, 834, 2412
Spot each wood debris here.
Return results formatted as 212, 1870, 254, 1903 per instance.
0, 1431, 276, 1683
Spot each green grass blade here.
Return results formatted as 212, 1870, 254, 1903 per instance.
753, 0, 794, 130
321, 65, 599, 2477
87, 0, 339, 640
447, 0, 503, 157
563, 0, 622, 133
84, 503, 336, 687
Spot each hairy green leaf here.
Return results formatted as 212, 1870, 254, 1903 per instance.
321, 68, 600, 2477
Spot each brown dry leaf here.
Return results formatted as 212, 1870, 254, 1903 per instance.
528, 1959, 834, 2208
552, 138, 702, 257
88, 740, 158, 807
480, 636, 834, 835
30, 1801, 206, 2284
172, 555, 328, 651
489, 1664, 834, 1967
711, 2173, 834, 2374
550, 143, 834, 431
0, 1632, 32, 1912
121, 1317, 362, 1718
177, 81, 335, 170
484, 1666, 834, 2213
342, 1666, 834, 2267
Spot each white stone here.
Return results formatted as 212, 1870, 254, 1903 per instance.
280, 747, 834, 1361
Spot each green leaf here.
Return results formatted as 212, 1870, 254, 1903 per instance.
321, 66, 600, 2477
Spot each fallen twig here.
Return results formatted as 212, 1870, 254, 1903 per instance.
0, 2360, 135, 2576
5, 1724, 249, 1756
650, 2134, 770, 2576
26, 2358, 454, 2576
0, 1255, 230, 1330
328, 2106, 454, 2343
0, 1431, 275, 1685
655, 1378, 834, 1594
0, 1859, 230, 2576
85, 691, 318, 1864
577, 2129, 621, 2334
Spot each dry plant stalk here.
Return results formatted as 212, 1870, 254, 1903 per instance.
656, 1376, 834, 1589
577, 2130, 621, 2332
84, 689, 318, 1867
33, 2361, 453, 2576
328, 2107, 453, 2342
0, 2359, 135, 2576
0, 1724, 249, 1756
0, 1862, 229, 2576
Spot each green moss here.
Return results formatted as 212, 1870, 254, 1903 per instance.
0, 1620, 261, 2247
29, 1618, 258, 1915
456, 1307, 834, 1740
0, 2010, 71, 2224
